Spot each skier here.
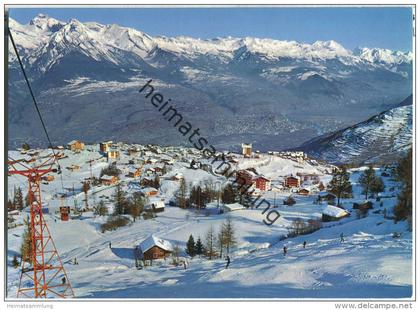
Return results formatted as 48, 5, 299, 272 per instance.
283, 246, 287, 256
303, 241, 307, 249
225, 255, 231, 269
73, 257, 78, 265
61, 277, 66, 285
109, 241, 112, 249
340, 233, 345, 243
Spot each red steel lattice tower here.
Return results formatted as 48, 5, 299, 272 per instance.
9, 156, 75, 299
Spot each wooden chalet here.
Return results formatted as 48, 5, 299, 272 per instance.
67, 140, 84, 152
284, 176, 300, 188
100, 175, 119, 186
139, 235, 173, 260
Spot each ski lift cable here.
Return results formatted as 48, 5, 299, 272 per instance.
8, 28, 65, 192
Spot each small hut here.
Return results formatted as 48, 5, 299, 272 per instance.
321, 205, 349, 222
139, 235, 173, 260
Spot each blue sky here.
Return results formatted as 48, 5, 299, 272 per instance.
8, 6, 413, 51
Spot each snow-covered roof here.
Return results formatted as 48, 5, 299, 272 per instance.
224, 203, 246, 211
322, 205, 349, 218
141, 187, 158, 194
146, 199, 165, 209
139, 235, 173, 253
67, 140, 81, 145
101, 175, 116, 181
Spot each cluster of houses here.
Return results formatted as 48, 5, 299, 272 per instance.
240, 143, 307, 162
235, 169, 324, 197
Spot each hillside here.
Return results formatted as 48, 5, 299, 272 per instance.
299, 95, 413, 164
6, 143, 412, 298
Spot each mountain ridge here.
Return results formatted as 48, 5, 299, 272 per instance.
298, 95, 413, 164
7, 14, 413, 153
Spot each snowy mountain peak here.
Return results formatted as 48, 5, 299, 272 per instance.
354, 47, 412, 65
9, 15, 413, 67
29, 13, 64, 33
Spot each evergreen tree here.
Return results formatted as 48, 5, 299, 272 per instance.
13, 187, 24, 211
327, 166, 353, 206
113, 183, 128, 215
21, 142, 30, 151
189, 185, 212, 209
128, 194, 145, 222
394, 149, 412, 227
221, 184, 236, 204
185, 234, 196, 257
174, 178, 188, 209
153, 175, 161, 189
12, 254, 20, 268
195, 237, 204, 256
20, 217, 32, 264
205, 226, 217, 260
25, 193, 30, 207
371, 177, 385, 197
359, 166, 376, 200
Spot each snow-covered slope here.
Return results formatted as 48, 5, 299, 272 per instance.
299, 96, 413, 164
6, 146, 412, 298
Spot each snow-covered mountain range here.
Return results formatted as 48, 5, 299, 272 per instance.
8, 14, 413, 154
299, 95, 413, 164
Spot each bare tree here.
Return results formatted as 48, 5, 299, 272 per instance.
222, 217, 236, 255
205, 226, 217, 260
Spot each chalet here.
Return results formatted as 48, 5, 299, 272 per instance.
321, 205, 349, 222
352, 201, 373, 210
127, 167, 142, 178
298, 188, 310, 196
145, 199, 165, 213
236, 170, 255, 186
99, 141, 113, 153
241, 143, 252, 157
140, 176, 155, 187
297, 173, 320, 184
141, 187, 159, 197
145, 167, 156, 176
139, 235, 173, 260
284, 176, 300, 188
100, 175, 119, 186
222, 203, 246, 213
107, 149, 120, 160
127, 147, 140, 155
318, 193, 336, 203
254, 176, 271, 191
67, 140, 84, 152
153, 163, 166, 175
146, 158, 158, 165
